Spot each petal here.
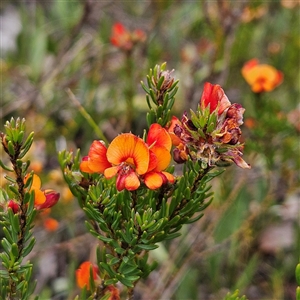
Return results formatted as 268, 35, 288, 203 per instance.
144, 171, 163, 190
88, 141, 111, 173
200, 82, 231, 114
76, 262, 98, 290
200, 82, 217, 112
150, 146, 171, 171
241, 58, 259, 74
107, 134, 149, 175
166, 116, 183, 146
115, 170, 140, 191
161, 171, 175, 183
226, 150, 251, 169
34, 189, 46, 206
116, 173, 126, 191
232, 155, 251, 169
25, 174, 42, 190
124, 172, 140, 191
104, 166, 120, 179
147, 150, 158, 172
79, 158, 93, 173
147, 123, 172, 151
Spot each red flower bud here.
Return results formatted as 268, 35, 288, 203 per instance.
200, 82, 231, 115
8, 200, 20, 214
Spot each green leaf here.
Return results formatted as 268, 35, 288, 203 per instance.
0, 253, 10, 267
165, 232, 182, 240
22, 238, 35, 257
140, 81, 150, 94
185, 213, 204, 224
135, 244, 158, 251
11, 243, 19, 259
156, 75, 165, 90
99, 262, 116, 278
103, 278, 118, 286
1, 238, 11, 254
116, 274, 134, 287
0, 159, 13, 172
17, 131, 25, 144
108, 257, 120, 266
114, 247, 125, 255
0, 269, 9, 279
3, 227, 14, 244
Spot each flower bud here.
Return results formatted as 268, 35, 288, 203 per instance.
8, 200, 20, 214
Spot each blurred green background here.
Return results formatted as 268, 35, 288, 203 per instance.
1, 1, 299, 299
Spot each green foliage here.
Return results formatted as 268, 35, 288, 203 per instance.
1, 1, 299, 299
59, 147, 217, 294
0, 118, 37, 300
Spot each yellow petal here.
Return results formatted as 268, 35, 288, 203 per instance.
34, 189, 46, 205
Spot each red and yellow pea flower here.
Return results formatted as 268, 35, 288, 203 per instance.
25, 174, 60, 210
75, 261, 99, 290
104, 133, 150, 191
80, 124, 174, 191
241, 58, 283, 93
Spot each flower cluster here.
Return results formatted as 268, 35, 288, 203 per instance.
80, 123, 174, 191
241, 58, 283, 93
110, 22, 146, 52
168, 82, 250, 169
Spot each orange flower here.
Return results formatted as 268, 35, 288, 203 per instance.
104, 133, 149, 191
110, 22, 146, 51
241, 59, 283, 93
76, 261, 99, 290
25, 174, 60, 210
80, 124, 174, 191
143, 124, 175, 189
